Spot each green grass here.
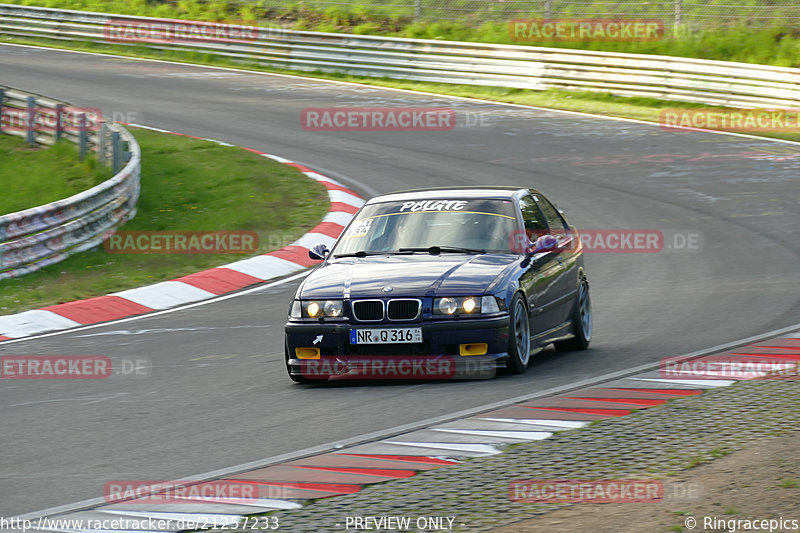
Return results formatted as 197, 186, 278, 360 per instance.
5, 0, 800, 66
0, 135, 112, 214
0, 126, 328, 313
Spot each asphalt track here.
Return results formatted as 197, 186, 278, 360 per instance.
1, 43, 799, 519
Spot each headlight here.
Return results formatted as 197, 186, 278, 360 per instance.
462, 297, 478, 313
323, 300, 344, 317
291, 300, 345, 319
433, 296, 502, 315
433, 296, 485, 315
436, 297, 459, 315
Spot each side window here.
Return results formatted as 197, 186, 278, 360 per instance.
519, 195, 547, 241
536, 196, 569, 234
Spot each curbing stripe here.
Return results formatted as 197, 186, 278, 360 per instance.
338, 454, 460, 466
292, 465, 417, 479
308, 221, 347, 238
231, 480, 363, 496
382, 442, 502, 455
111, 282, 215, 311
633, 378, 736, 387
0, 310, 82, 338
478, 418, 588, 429
567, 397, 668, 407
523, 406, 633, 417
265, 246, 320, 268
222, 255, 304, 280
730, 351, 800, 359
174, 268, 263, 295
291, 233, 338, 250
324, 211, 358, 226
328, 202, 361, 215
287, 454, 454, 471
611, 388, 703, 396
431, 428, 553, 441
42, 296, 153, 324
95, 510, 241, 524
328, 190, 366, 208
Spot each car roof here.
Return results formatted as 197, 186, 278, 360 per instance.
367, 186, 534, 204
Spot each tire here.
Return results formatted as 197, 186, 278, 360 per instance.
285, 340, 310, 383
506, 293, 532, 374
554, 277, 592, 351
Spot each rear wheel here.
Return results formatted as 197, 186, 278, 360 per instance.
554, 277, 592, 351
506, 294, 531, 374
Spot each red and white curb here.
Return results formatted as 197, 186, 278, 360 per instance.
16, 332, 800, 532
0, 125, 364, 341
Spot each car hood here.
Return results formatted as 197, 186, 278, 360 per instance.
299, 254, 516, 299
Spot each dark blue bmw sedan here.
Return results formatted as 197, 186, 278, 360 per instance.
285, 187, 591, 382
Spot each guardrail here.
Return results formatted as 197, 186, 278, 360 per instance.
1, 3, 800, 108
0, 86, 140, 280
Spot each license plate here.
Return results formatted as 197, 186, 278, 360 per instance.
350, 327, 422, 344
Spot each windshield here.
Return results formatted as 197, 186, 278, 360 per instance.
332, 198, 519, 256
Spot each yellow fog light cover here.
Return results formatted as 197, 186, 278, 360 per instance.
295, 347, 321, 359
459, 343, 488, 356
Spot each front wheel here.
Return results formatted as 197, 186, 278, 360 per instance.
554, 277, 592, 351
506, 294, 531, 374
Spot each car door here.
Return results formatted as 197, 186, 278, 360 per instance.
518, 194, 564, 336
535, 193, 578, 327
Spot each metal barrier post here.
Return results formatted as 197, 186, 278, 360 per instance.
112, 130, 122, 173
0, 89, 5, 134
26, 95, 36, 145
78, 112, 87, 161
97, 121, 107, 165
54, 103, 64, 142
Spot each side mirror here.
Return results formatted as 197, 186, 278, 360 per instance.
308, 243, 330, 261
532, 234, 559, 254
520, 235, 558, 267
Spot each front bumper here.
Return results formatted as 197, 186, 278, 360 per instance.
285, 315, 510, 380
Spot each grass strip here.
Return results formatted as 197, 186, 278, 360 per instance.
0, 135, 112, 214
